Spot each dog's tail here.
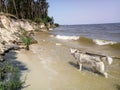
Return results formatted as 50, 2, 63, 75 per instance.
106, 56, 113, 65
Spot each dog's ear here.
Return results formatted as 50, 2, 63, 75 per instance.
70, 48, 74, 53
70, 48, 77, 53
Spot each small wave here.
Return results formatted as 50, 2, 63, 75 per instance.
55, 35, 80, 40
93, 39, 117, 45
78, 37, 95, 44
55, 35, 119, 47
109, 43, 120, 49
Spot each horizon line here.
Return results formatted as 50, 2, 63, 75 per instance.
59, 22, 120, 26
58, 22, 120, 25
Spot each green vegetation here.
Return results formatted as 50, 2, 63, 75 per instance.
0, 0, 54, 24
54, 23, 60, 27
35, 27, 41, 32
0, 61, 24, 90
20, 27, 33, 50
34, 16, 54, 25
21, 36, 32, 50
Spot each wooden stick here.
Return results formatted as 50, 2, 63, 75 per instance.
111, 56, 120, 59
81, 50, 120, 59
85, 52, 106, 57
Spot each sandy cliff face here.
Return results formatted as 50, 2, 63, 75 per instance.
0, 14, 46, 60
0, 15, 19, 54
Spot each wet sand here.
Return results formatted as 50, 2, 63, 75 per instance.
15, 32, 120, 90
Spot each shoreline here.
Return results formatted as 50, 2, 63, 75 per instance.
14, 32, 120, 90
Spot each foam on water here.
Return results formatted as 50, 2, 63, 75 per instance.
55, 35, 80, 40
93, 39, 117, 45
55, 34, 118, 46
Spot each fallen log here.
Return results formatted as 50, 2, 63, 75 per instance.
85, 52, 106, 57
111, 56, 120, 59
82, 51, 120, 59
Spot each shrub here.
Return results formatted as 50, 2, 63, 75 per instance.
35, 27, 40, 32
34, 16, 54, 25
20, 27, 33, 50
20, 36, 32, 50
54, 23, 59, 27
0, 62, 25, 90
34, 18, 43, 24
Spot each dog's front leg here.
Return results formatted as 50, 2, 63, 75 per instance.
99, 62, 108, 78
77, 61, 79, 66
78, 63, 82, 71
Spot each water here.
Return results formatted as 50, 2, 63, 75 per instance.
49, 32, 120, 90
19, 32, 120, 90
51, 23, 120, 42
50, 23, 120, 58
49, 24, 120, 90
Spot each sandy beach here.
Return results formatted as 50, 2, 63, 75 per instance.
14, 32, 120, 90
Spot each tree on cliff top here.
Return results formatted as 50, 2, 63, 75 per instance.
0, 0, 53, 24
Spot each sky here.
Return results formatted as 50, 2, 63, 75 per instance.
47, 0, 120, 25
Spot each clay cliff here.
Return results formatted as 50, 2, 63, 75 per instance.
0, 14, 48, 61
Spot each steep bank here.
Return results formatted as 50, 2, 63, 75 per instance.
0, 14, 50, 60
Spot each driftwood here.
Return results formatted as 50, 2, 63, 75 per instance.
85, 52, 106, 57
82, 51, 120, 59
111, 56, 120, 59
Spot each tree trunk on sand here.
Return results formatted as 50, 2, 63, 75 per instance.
85, 51, 120, 59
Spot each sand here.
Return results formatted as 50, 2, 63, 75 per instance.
15, 32, 120, 90
16, 32, 76, 90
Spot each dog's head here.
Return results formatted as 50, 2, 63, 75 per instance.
70, 48, 83, 55
70, 48, 77, 55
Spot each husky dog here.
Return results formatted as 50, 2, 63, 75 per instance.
70, 48, 113, 78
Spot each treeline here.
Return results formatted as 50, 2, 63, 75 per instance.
0, 0, 53, 24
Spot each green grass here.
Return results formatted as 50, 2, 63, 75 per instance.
0, 62, 25, 90
20, 36, 32, 50
35, 27, 41, 32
